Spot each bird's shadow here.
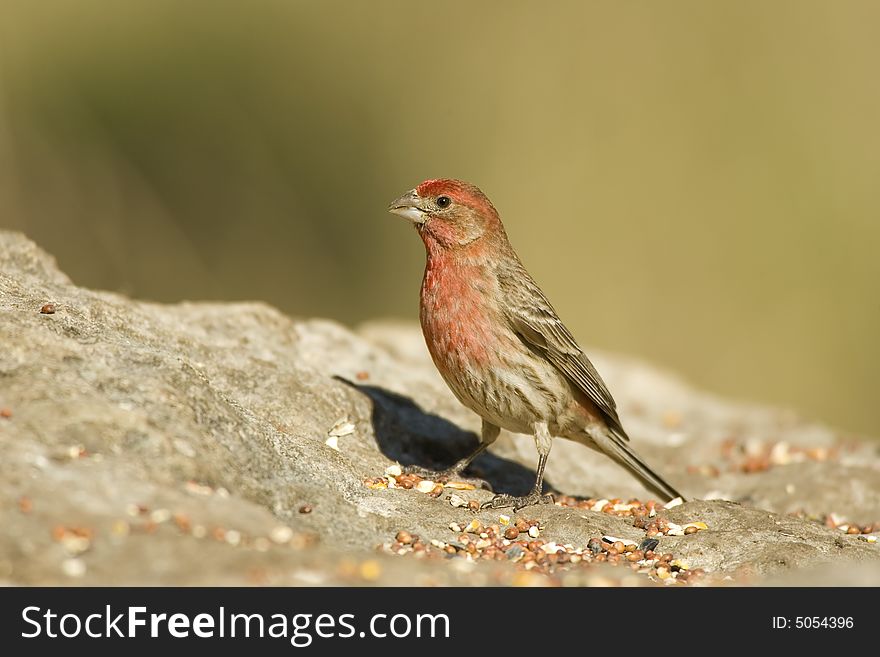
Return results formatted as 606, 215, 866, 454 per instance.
336, 376, 541, 496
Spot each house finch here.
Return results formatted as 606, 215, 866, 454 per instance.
388, 179, 684, 510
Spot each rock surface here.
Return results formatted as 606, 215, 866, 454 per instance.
1, 230, 878, 586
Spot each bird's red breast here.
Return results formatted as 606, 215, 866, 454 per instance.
419, 247, 495, 376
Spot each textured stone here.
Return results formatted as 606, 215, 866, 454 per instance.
0, 230, 877, 585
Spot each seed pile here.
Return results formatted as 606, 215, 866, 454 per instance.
382, 517, 707, 586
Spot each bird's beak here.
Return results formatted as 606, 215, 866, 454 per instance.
388, 189, 427, 225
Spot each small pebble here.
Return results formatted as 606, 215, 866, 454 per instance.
395, 530, 414, 545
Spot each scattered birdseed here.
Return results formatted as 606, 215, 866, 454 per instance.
173, 513, 191, 532
40, 303, 56, 314
328, 418, 356, 437
299, 504, 313, 514
416, 480, 436, 494
499, 515, 511, 526
384, 464, 403, 477
666, 523, 684, 536
449, 522, 462, 532
0, 408, 12, 419
269, 526, 294, 544
381, 527, 707, 586
445, 481, 476, 490
665, 497, 684, 509
359, 560, 381, 581
324, 436, 340, 451
448, 494, 467, 508
225, 530, 242, 546
61, 558, 86, 578
150, 508, 171, 523
528, 525, 540, 539
467, 500, 481, 512
184, 481, 214, 496
464, 519, 482, 534
111, 520, 130, 537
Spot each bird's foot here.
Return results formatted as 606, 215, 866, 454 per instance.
481, 491, 554, 511
402, 465, 492, 491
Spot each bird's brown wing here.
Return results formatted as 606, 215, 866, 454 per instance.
499, 270, 627, 438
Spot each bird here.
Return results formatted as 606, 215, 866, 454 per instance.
387, 178, 684, 510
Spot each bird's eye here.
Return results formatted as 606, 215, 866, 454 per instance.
436, 196, 451, 208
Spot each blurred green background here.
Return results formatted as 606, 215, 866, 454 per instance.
1, 1, 877, 436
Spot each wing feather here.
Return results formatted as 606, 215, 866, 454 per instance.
499, 265, 626, 437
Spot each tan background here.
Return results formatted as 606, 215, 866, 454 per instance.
1, 1, 877, 436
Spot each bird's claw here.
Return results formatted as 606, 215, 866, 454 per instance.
481, 491, 554, 511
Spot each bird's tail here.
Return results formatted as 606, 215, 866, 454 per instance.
592, 428, 685, 503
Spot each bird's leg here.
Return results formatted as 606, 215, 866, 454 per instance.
404, 420, 499, 489
482, 422, 555, 510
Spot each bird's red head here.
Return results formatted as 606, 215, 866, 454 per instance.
388, 179, 505, 251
